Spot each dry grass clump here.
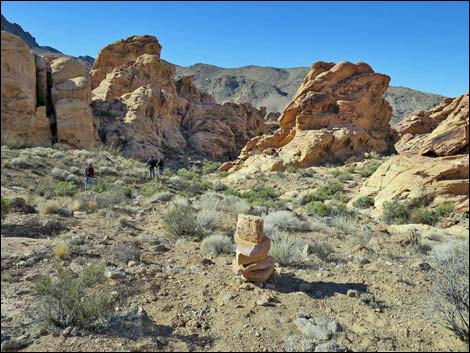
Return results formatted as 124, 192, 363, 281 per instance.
269, 233, 305, 266
39, 200, 59, 215
201, 235, 234, 257
52, 241, 71, 260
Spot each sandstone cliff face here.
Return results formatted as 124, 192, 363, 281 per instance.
1, 31, 51, 146
394, 93, 469, 156
92, 36, 267, 159
50, 57, 98, 149
222, 61, 394, 173
355, 93, 469, 214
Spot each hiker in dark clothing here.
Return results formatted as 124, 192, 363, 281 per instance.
157, 158, 165, 177
145, 155, 158, 179
83, 162, 95, 190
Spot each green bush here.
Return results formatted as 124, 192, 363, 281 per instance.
353, 196, 375, 209
201, 162, 220, 175
382, 200, 409, 224
239, 185, 280, 207
177, 168, 200, 180
410, 207, 438, 225
330, 169, 353, 181
164, 203, 199, 237
305, 201, 331, 217
435, 202, 455, 217
305, 181, 344, 202
34, 262, 113, 329
92, 182, 113, 193
53, 181, 77, 197
1, 196, 9, 220
356, 160, 382, 177
140, 182, 166, 197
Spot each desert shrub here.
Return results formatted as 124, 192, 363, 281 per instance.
269, 233, 305, 266
286, 166, 299, 174
164, 203, 199, 237
353, 196, 375, 209
201, 161, 219, 175
432, 240, 469, 343
52, 241, 71, 260
212, 182, 227, 192
97, 166, 118, 176
184, 179, 211, 196
196, 208, 219, 230
305, 181, 344, 202
39, 200, 59, 215
148, 191, 173, 203
218, 171, 229, 178
409, 207, 438, 225
195, 192, 250, 216
34, 262, 113, 329
1, 196, 10, 220
330, 169, 353, 181
356, 160, 382, 177
309, 241, 334, 262
305, 201, 331, 217
177, 168, 200, 180
51, 167, 69, 180
53, 181, 77, 197
140, 182, 166, 197
329, 213, 359, 234
239, 185, 280, 207
264, 210, 310, 236
71, 193, 96, 212
201, 235, 234, 257
10, 157, 34, 169
95, 186, 132, 209
110, 241, 141, 265
51, 151, 65, 159
435, 202, 455, 218
92, 181, 114, 193
382, 200, 408, 224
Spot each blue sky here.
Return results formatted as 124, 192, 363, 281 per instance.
2, 1, 468, 96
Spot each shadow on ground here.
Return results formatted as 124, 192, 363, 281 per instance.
267, 272, 368, 299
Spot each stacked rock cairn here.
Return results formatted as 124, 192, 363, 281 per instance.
232, 214, 275, 282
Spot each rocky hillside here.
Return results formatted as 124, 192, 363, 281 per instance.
175, 64, 445, 124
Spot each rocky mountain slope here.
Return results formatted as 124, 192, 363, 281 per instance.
175, 64, 446, 124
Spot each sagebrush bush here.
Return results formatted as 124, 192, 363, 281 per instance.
53, 181, 78, 197
264, 210, 310, 236
353, 195, 375, 209
140, 182, 166, 197
10, 157, 34, 169
212, 182, 227, 192
97, 166, 119, 176
51, 167, 69, 181
435, 202, 455, 217
309, 241, 334, 262
305, 181, 344, 202
201, 235, 234, 257
432, 240, 469, 343
305, 201, 330, 217
1, 196, 9, 221
148, 191, 173, 203
95, 186, 132, 209
34, 262, 113, 329
164, 203, 199, 237
239, 185, 280, 207
195, 192, 250, 215
269, 233, 305, 266
409, 207, 437, 225
196, 208, 219, 230
110, 241, 141, 265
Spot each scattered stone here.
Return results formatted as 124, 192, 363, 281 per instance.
105, 268, 126, 279
412, 261, 433, 272
128, 261, 137, 267
62, 326, 73, 337
294, 316, 341, 341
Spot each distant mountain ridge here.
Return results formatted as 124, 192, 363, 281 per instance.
175, 63, 446, 125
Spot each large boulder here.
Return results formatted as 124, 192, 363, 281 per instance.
91, 35, 267, 159
1, 31, 51, 146
222, 61, 394, 173
50, 57, 98, 149
395, 93, 469, 156
356, 154, 469, 214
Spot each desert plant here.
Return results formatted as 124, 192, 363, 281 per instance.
53, 181, 78, 197
240, 185, 280, 207
264, 210, 310, 235
109, 241, 141, 265
164, 203, 199, 237
52, 241, 71, 260
196, 208, 219, 230
212, 182, 227, 192
201, 235, 234, 257
305, 201, 331, 217
148, 191, 173, 203
382, 200, 408, 224
409, 207, 438, 225
10, 157, 34, 169
269, 233, 305, 266
431, 240, 469, 344
353, 195, 375, 209
309, 241, 334, 262
34, 262, 113, 329
356, 160, 382, 177
140, 182, 166, 197
201, 161, 220, 175
305, 181, 344, 202
435, 202, 455, 218
1, 196, 9, 221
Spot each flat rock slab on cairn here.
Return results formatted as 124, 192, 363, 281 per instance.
232, 214, 275, 282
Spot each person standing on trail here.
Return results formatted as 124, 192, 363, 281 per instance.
157, 157, 165, 178
83, 162, 95, 190
145, 155, 158, 179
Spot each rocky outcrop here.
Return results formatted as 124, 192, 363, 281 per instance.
1, 31, 51, 146
395, 93, 469, 156
358, 154, 469, 214
354, 93, 469, 214
90, 35, 162, 89
222, 61, 394, 173
92, 35, 267, 159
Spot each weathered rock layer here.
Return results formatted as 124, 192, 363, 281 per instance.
221, 61, 395, 173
